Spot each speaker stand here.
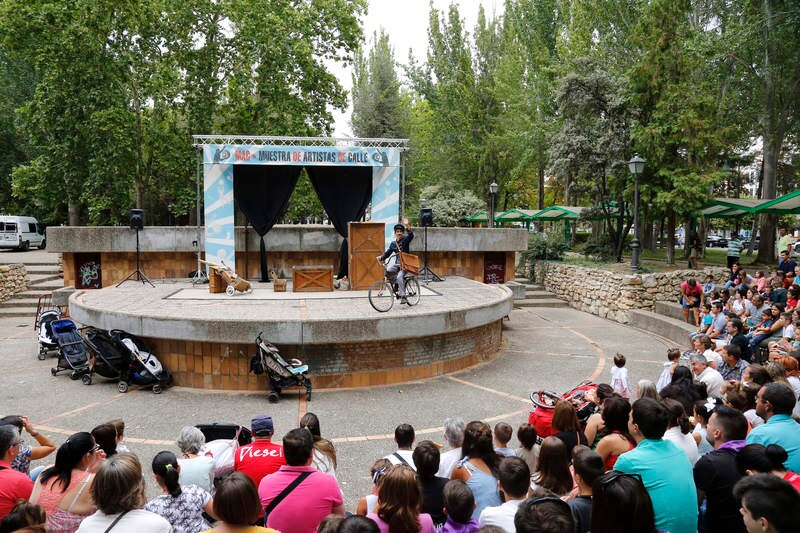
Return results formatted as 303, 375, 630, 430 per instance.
116, 228, 155, 287
419, 225, 443, 284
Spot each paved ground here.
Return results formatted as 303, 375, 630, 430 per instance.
0, 249, 54, 264
1, 298, 679, 509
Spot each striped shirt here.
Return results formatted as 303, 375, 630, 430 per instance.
727, 238, 742, 257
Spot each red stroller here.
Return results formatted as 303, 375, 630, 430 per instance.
528, 381, 598, 438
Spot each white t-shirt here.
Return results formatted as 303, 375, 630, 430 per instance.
76, 509, 172, 533
437, 448, 462, 478
177, 456, 215, 493
703, 349, 723, 369
696, 366, 725, 397
663, 427, 699, 466
611, 366, 630, 398
384, 450, 416, 471
478, 499, 523, 533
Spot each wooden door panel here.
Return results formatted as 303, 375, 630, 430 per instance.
349, 222, 385, 290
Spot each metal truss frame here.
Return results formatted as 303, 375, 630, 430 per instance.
191, 135, 409, 150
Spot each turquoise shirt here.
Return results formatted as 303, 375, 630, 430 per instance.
614, 439, 698, 533
746, 414, 800, 472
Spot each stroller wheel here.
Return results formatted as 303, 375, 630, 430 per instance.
70, 371, 80, 380
37, 351, 47, 361
117, 381, 129, 393
267, 391, 280, 403
81, 374, 92, 386
226, 285, 235, 296
152, 384, 163, 394
50, 368, 57, 376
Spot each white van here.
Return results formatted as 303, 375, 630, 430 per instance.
0, 216, 46, 250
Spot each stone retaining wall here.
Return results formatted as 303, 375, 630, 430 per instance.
0, 264, 29, 302
533, 262, 728, 323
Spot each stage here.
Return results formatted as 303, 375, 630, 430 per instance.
69, 276, 512, 390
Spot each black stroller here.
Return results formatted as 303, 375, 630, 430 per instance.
249, 332, 312, 403
112, 330, 172, 394
80, 327, 128, 387
36, 309, 61, 360
50, 320, 91, 381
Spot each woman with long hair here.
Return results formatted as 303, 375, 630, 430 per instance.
662, 399, 699, 466
356, 459, 393, 516
531, 436, 573, 497
144, 450, 216, 533
450, 421, 501, 519
583, 384, 615, 446
299, 412, 337, 477
551, 401, 588, 457
75, 453, 171, 532
736, 444, 800, 492
659, 365, 702, 415
367, 464, 434, 533
590, 471, 657, 533
29, 432, 103, 532
594, 397, 636, 470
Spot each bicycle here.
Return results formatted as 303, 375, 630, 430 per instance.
368, 254, 421, 312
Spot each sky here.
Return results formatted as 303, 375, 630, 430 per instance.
330, 0, 504, 136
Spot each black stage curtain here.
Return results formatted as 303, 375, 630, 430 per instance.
307, 166, 372, 278
234, 165, 301, 281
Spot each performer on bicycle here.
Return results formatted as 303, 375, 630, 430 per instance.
377, 218, 414, 304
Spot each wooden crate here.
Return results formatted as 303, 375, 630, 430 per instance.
348, 222, 385, 290
273, 279, 287, 292
293, 266, 334, 292
208, 270, 225, 293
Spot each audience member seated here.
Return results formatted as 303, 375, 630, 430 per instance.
492, 423, 515, 457
451, 421, 501, 519
90, 423, 118, 457
614, 398, 698, 533
234, 415, 285, 489
636, 379, 659, 400
0, 416, 56, 475
513, 424, 539, 477
718, 344, 750, 381
75, 453, 171, 532
746, 382, 800, 472
530, 437, 573, 498
258, 428, 344, 533
736, 443, 800, 492
659, 365, 702, 415
204, 472, 277, 533
438, 480, 478, 533
691, 398, 716, 456
437, 417, 465, 479
725, 319, 753, 362
412, 440, 448, 527
175, 426, 214, 493
300, 412, 338, 478
594, 396, 635, 470
0, 500, 45, 533
0, 426, 34, 520
590, 471, 657, 533
550, 401, 588, 457
733, 474, 800, 533
367, 465, 434, 533
693, 406, 749, 533
662, 398, 700, 466
566, 448, 603, 533
514, 496, 575, 533
581, 384, 614, 447
691, 353, 724, 397
338, 515, 379, 533
478, 456, 529, 532
384, 424, 416, 471
355, 459, 392, 516
656, 349, 680, 393
30, 432, 102, 532
145, 450, 215, 533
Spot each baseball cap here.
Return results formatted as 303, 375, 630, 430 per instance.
251, 415, 274, 436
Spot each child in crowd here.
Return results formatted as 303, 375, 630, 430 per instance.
695, 303, 713, 337
702, 275, 715, 301
754, 270, 767, 293
748, 309, 775, 349
610, 353, 630, 398
108, 419, 129, 453
656, 349, 681, 393
492, 423, 516, 457
438, 480, 479, 533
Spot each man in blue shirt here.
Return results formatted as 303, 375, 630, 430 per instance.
377, 219, 413, 303
615, 398, 698, 533
747, 382, 800, 472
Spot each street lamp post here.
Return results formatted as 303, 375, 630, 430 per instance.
629, 155, 645, 271
489, 181, 498, 228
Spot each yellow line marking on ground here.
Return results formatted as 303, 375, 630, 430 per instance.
35, 387, 144, 425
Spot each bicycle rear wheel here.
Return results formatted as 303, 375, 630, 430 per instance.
405, 277, 421, 306
368, 280, 394, 312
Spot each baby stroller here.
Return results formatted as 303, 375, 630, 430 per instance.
249, 332, 312, 403
80, 327, 129, 387
528, 381, 598, 439
36, 309, 61, 360
111, 330, 172, 394
49, 320, 91, 381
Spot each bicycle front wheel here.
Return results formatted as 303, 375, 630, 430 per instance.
368, 280, 394, 312
405, 277, 421, 306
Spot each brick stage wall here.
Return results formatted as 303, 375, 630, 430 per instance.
149, 320, 503, 391
62, 252, 516, 286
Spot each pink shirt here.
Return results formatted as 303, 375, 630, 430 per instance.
367, 512, 435, 533
258, 466, 342, 533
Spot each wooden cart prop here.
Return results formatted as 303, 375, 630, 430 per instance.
201, 260, 252, 296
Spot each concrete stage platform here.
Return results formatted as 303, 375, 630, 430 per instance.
69, 277, 512, 390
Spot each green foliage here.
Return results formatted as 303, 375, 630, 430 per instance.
521, 231, 566, 262
419, 184, 485, 227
